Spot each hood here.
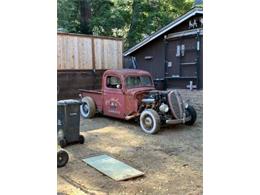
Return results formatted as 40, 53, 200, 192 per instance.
125, 87, 156, 96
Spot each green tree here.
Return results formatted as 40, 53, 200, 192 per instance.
57, 0, 195, 49
57, 0, 80, 32
127, 0, 193, 48
90, 0, 131, 37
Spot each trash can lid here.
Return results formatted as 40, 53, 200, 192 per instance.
57, 99, 81, 106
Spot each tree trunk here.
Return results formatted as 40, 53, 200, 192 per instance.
127, 0, 139, 48
79, 0, 92, 34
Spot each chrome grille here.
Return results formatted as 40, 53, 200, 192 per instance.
168, 90, 184, 119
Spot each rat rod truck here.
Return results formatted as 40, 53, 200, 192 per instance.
79, 69, 197, 134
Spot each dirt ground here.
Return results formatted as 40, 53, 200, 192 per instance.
58, 89, 203, 195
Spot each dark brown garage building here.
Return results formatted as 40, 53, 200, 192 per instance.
124, 7, 203, 90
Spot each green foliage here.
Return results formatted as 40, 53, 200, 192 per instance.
57, 0, 195, 49
57, 0, 80, 33
90, 0, 131, 37
126, 0, 193, 48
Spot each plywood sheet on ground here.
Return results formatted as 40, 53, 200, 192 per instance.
82, 154, 144, 181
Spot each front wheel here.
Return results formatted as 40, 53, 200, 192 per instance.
140, 109, 161, 134
185, 105, 197, 125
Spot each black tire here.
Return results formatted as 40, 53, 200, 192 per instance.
140, 109, 161, 134
57, 150, 69, 168
80, 97, 96, 119
185, 105, 197, 126
79, 135, 85, 144
59, 138, 67, 148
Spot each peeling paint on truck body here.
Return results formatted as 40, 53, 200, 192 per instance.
79, 69, 155, 119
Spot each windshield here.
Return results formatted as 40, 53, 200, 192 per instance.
125, 75, 153, 88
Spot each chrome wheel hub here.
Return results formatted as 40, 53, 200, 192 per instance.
83, 103, 89, 114
144, 116, 153, 128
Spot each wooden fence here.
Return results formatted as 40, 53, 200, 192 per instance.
57, 32, 123, 70
57, 33, 123, 99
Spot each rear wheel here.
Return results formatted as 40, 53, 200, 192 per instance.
80, 97, 96, 118
185, 105, 197, 125
57, 150, 69, 168
140, 109, 160, 134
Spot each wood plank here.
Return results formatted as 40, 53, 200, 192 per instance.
77, 37, 82, 69
58, 32, 123, 41
101, 39, 105, 69
82, 155, 144, 181
66, 36, 71, 69
91, 37, 96, 70
61, 35, 66, 69
73, 36, 79, 69
94, 39, 102, 69
57, 36, 61, 69
118, 41, 123, 68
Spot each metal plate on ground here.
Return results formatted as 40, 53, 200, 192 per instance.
82, 154, 144, 181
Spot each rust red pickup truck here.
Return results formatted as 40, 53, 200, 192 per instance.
79, 69, 196, 134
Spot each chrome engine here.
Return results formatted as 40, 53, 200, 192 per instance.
141, 90, 185, 120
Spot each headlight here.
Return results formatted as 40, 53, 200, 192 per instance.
159, 103, 169, 113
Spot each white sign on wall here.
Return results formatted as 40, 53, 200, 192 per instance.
189, 17, 203, 29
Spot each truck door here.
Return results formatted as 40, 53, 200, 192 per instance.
103, 75, 125, 119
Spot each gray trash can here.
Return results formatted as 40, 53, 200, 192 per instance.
57, 99, 85, 148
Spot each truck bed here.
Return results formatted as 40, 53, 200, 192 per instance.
78, 89, 102, 94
